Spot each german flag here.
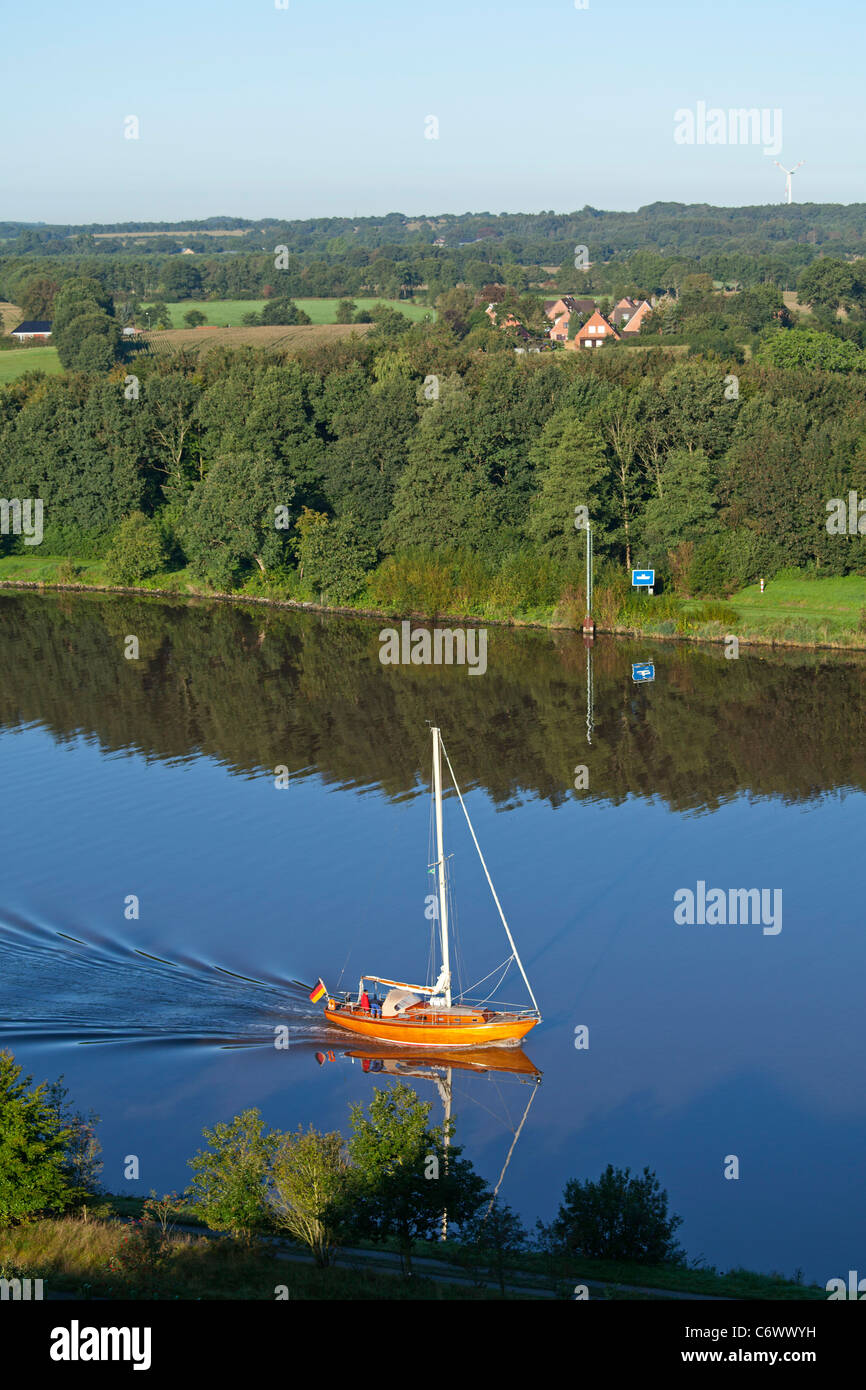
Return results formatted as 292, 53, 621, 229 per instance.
309, 978, 327, 1004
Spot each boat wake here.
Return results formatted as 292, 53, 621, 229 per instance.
0, 909, 327, 1052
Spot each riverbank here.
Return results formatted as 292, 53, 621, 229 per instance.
1, 1199, 825, 1301
2, 557, 865, 653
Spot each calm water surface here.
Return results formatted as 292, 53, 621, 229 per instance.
1, 591, 864, 1284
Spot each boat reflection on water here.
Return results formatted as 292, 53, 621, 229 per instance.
314, 1044, 541, 1227
315, 1042, 541, 1081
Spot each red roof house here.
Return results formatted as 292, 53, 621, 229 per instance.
572, 310, 620, 348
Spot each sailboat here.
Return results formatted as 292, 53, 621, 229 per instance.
313, 726, 541, 1048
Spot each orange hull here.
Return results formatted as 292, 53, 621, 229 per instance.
344, 1043, 541, 1078
323, 1006, 539, 1049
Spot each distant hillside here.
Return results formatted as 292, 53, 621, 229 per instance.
3, 204, 866, 261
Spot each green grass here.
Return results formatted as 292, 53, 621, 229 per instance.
0, 554, 105, 583
732, 573, 866, 620
153, 298, 434, 328
0, 555, 203, 591
693, 575, 866, 645
0, 346, 62, 383
0, 1213, 490, 1300
429, 1239, 825, 1300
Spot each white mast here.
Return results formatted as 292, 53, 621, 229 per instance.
431, 727, 452, 1007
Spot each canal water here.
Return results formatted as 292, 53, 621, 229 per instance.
1, 590, 864, 1285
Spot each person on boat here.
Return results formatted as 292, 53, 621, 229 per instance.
359, 988, 371, 1014
370, 994, 382, 1018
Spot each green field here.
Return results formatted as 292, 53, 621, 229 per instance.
0, 555, 105, 583
685, 574, 866, 645
154, 298, 434, 329
730, 575, 866, 639
0, 346, 62, 383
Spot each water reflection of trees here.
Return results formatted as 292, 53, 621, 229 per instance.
1, 592, 864, 812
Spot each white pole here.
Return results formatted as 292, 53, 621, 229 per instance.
432, 727, 451, 1007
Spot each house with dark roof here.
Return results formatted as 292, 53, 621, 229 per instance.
11, 320, 52, 340
543, 295, 596, 342
610, 297, 639, 326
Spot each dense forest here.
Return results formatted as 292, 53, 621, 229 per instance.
2, 308, 865, 610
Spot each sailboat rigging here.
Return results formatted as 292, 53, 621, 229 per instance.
312, 726, 541, 1048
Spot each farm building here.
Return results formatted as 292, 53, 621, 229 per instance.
11, 320, 52, 340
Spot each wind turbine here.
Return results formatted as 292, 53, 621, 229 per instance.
774, 160, 804, 204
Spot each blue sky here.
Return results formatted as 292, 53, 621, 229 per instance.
2, 0, 862, 221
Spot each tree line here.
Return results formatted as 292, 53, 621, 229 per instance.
2, 317, 865, 600
5, 200, 866, 262
7, 204, 866, 313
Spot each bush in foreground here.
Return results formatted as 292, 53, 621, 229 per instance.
543, 1163, 684, 1265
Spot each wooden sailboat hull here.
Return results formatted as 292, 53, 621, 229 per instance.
323, 1006, 539, 1048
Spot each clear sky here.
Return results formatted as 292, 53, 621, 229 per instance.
2, 0, 862, 222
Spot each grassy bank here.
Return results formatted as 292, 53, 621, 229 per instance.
2, 555, 866, 653
0, 1212, 483, 1300
701, 574, 866, 645
1, 1198, 824, 1300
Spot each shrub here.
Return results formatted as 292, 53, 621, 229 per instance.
696, 601, 739, 626
269, 1127, 348, 1267
493, 548, 570, 611
553, 583, 587, 628
369, 549, 462, 617
186, 1109, 276, 1242
546, 1164, 684, 1265
106, 1218, 170, 1295
104, 512, 169, 586
55, 559, 81, 584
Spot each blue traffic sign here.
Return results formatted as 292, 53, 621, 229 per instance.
632, 569, 655, 587
632, 662, 655, 683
